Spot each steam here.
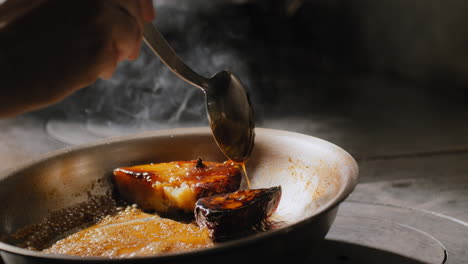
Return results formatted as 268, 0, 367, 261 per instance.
40, 0, 254, 141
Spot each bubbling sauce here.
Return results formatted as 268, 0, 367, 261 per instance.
43, 206, 213, 258
4, 159, 284, 259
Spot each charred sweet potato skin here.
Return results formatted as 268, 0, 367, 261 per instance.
194, 186, 282, 240
113, 160, 242, 213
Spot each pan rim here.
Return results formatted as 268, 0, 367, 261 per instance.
0, 127, 359, 261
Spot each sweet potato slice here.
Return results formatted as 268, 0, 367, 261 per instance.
194, 186, 282, 241
113, 159, 241, 213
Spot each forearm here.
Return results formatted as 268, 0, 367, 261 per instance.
0, 0, 47, 28
0, 0, 154, 118
0, 0, 108, 117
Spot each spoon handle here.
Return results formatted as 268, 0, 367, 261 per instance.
143, 23, 209, 91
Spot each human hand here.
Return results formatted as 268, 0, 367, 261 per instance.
0, 0, 155, 117
97, 0, 155, 79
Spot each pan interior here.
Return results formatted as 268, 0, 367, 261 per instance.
0, 128, 358, 255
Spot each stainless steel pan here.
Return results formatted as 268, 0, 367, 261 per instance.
0, 127, 358, 263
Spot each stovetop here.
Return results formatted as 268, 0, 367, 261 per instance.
320, 201, 467, 264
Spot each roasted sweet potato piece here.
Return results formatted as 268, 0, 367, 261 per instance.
113, 159, 242, 213
194, 186, 282, 241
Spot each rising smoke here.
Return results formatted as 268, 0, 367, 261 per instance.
37, 0, 256, 135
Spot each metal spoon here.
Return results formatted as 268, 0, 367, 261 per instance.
142, 23, 255, 163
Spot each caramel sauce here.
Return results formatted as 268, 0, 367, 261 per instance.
114, 160, 241, 187
197, 189, 264, 210
11, 159, 277, 258
43, 207, 213, 258
241, 163, 251, 189
230, 162, 251, 189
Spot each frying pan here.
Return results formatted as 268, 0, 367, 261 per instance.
0, 127, 358, 263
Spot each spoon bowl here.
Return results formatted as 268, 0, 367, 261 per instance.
206, 70, 255, 162
143, 23, 255, 163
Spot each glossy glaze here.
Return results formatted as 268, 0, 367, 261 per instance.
195, 187, 281, 241
114, 160, 242, 213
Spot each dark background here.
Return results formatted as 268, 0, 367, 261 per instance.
30, 0, 468, 127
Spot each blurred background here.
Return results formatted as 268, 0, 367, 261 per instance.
26, 0, 468, 133
1, 0, 467, 262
